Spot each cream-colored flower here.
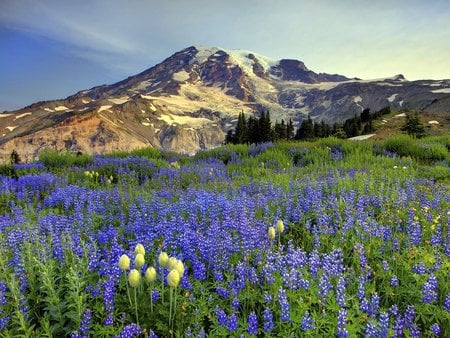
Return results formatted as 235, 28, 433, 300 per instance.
135, 243, 145, 256
158, 252, 169, 268
174, 260, 185, 277
167, 269, 180, 288
167, 257, 178, 270
118, 254, 130, 271
135, 253, 145, 269
145, 267, 157, 283
276, 220, 285, 233
128, 269, 141, 288
268, 226, 276, 240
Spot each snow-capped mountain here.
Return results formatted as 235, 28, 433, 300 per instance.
1, 46, 449, 160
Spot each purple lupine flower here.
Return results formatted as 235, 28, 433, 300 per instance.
231, 297, 240, 310
318, 273, 332, 305
262, 308, 274, 333
79, 309, 92, 337
114, 323, 142, 338
336, 276, 347, 307
102, 276, 115, 326
278, 287, 291, 322
337, 308, 348, 338
215, 307, 227, 327
227, 313, 238, 333
382, 260, 390, 271
412, 262, 427, 274
365, 319, 378, 337
390, 275, 399, 287
409, 323, 420, 338
445, 293, 450, 313
216, 286, 229, 299
392, 314, 404, 338
357, 275, 366, 301
370, 293, 380, 316
264, 292, 273, 303
403, 305, 415, 329
247, 312, 258, 335
360, 298, 370, 314
430, 225, 442, 248
301, 311, 315, 331
422, 274, 438, 304
378, 312, 390, 337
430, 323, 440, 336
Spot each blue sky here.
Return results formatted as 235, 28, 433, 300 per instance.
1, 0, 450, 112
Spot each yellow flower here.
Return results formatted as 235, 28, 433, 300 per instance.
268, 227, 276, 240
174, 260, 185, 277
167, 269, 180, 288
118, 254, 130, 271
158, 252, 169, 268
276, 220, 284, 233
135, 253, 145, 269
167, 257, 178, 270
135, 243, 145, 256
145, 267, 157, 283
128, 269, 141, 288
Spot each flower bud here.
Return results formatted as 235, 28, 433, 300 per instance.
158, 252, 169, 268
118, 254, 130, 271
174, 260, 185, 277
167, 269, 180, 288
276, 220, 284, 233
167, 257, 178, 270
128, 269, 141, 288
145, 267, 157, 283
135, 243, 145, 256
268, 227, 276, 240
135, 253, 145, 269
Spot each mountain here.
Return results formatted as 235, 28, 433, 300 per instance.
1, 45, 449, 161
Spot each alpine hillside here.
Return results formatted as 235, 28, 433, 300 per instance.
1, 45, 450, 161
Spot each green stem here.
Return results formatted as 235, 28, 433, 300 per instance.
169, 287, 173, 329
125, 271, 132, 307
172, 287, 177, 332
134, 287, 139, 326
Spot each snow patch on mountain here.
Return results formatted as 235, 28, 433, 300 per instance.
157, 113, 211, 127
431, 88, 450, 93
387, 93, 398, 102
109, 97, 129, 105
54, 106, 68, 111
173, 70, 190, 82
15, 112, 32, 119
98, 105, 112, 112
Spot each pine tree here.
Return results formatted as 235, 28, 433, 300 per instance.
234, 112, 248, 144
295, 116, 314, 140
401, 112, 425, 138
287, 119, 294, 140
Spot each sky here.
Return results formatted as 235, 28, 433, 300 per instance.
1, 0, 450, 112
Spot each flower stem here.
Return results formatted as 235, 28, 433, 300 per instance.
125, 271, 132, 307
134, 287, 139, 326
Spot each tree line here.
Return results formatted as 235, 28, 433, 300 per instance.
226, 107, 392, 144
225, 111, 294, 144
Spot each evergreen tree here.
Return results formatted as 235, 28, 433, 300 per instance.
295, 116, 314, 140
361, 108, 371, 123
286, 119, 294, 140
234, 112, 248, 144
274, 119, 287, 140
247, 116, 260, 143
259, 110, 272, 142
401, 112, 425, 138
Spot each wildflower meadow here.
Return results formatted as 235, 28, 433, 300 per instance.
0, 135, 448, 337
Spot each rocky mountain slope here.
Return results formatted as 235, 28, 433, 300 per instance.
1, 45, 449, 161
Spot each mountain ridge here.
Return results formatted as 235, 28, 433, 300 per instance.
1, 45, 449, 162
